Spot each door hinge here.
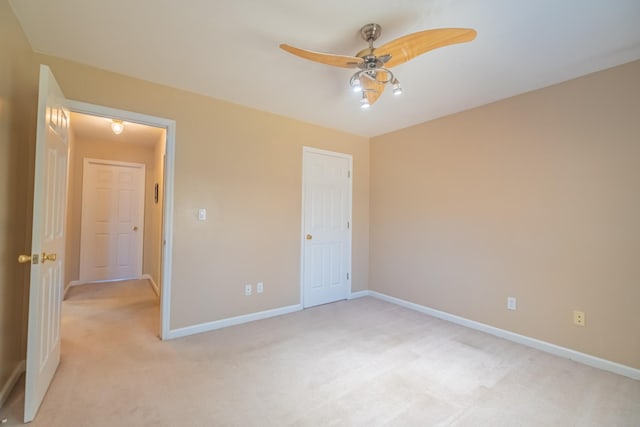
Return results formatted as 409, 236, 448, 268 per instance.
347, 272, 350, 280
348, 170, 351, 178
347, 221, 350, 229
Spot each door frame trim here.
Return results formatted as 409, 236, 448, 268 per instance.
68, 100, 175, 340
300, 146, 353, 308
79, 158, 146, 282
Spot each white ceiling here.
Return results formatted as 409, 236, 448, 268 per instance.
71, 112, 165, 148
10, 0, 640, 137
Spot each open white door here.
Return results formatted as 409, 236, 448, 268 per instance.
21, 65, 69, 423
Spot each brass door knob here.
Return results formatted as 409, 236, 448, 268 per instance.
306, 234, 313, 240
42, 253, 57, 263
133, 226, 139, 231
18, 254, 33, 264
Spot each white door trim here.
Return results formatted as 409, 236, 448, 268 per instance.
79, 158, 146, 282
68, 100, 175, 340
300, 146, 353, 308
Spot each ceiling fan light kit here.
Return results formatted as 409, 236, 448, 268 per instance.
280, 23, 477, 108
350, 23, 400, 109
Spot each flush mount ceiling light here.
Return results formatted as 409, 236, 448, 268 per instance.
280, 23, 476, 108
111, 119, 124, 135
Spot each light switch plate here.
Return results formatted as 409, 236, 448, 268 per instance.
198, 208, 207, 221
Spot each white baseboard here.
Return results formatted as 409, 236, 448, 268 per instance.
349, 290, 371, 299
141, 274, 160, 297
65, 276, 157, 299
63, 280, 86, 299
369, 291, 640, 381
166, 304, 303, 340
0, 360, 25, 409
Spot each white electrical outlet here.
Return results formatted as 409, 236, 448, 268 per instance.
573, 310, 585, 326
244, 284, 252, 296
507, 296, 517, 310
198, 208, 207, 221
256, 282, 263, 293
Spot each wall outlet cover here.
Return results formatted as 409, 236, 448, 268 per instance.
573, 310, 585, 326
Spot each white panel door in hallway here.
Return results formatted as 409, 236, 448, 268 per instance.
302, 147, 352, 308
79, 159, 145, 282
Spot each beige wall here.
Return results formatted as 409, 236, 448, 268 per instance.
32, 54, 370, 330
0, 0, 38, 399
64, 128, 76, 287
370, 60, 640, 369
145, 133, 166, 290
65, 136, 161, 287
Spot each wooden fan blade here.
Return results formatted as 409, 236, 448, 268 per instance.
361, 71, 387, 106
377, 28, 477, 68
280, 44, 363, 68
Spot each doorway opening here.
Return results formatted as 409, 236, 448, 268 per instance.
66, 101, 175, 339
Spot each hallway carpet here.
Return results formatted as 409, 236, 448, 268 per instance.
2, 280, 639, 426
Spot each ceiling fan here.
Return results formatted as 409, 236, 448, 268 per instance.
280, 23, 477, 108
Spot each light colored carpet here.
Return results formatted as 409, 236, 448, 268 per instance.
2, 279, 639, 426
